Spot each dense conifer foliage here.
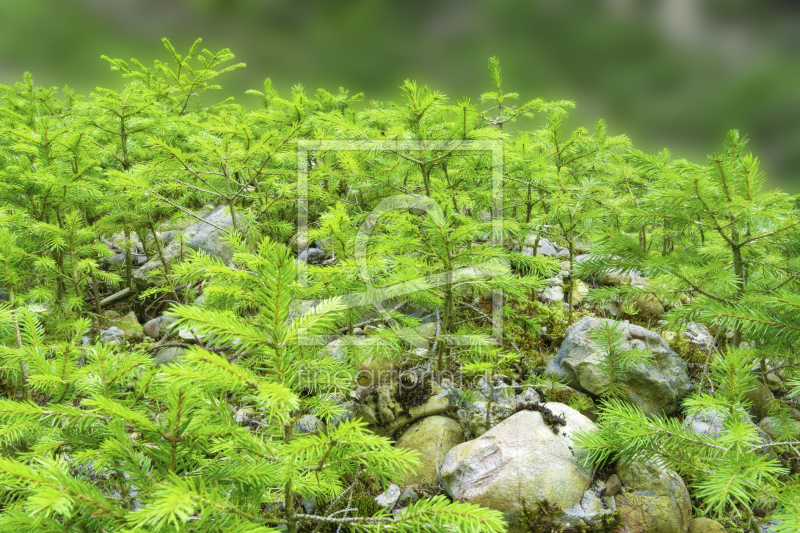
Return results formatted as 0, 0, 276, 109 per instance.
0, 39, 798, 532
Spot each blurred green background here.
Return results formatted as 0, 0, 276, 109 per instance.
1, 0, 798, 192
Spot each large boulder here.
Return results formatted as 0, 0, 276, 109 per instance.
440, 405, 596, 533
394, 416, 464, 486
545, 317, 691, 416
134, 206, 239, 287
615, 458, 692, 533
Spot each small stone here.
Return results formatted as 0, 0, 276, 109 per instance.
302, 496, 316, 514
596, 270, 634, 286
396, 487, 418, 508
178, 328, 208, 342
541, 285, 565, 303
615, 458, 691, 533
99, 327, 125, 345
766, 373, 784, 393
631, 294, 665, 317
568, 280, 590, 306
605, 474, 621, 496
299, 247, 326, 263
685, 322, 714, 354
116, 311, 143, 342
375, 484, 401, 508
295, 415, 325, 435
758, 416, 800, 440
154, 347, 185, 366
143, 315, 177, 338
688, 517, 727, 533
350, 386, 370, 402
661, 331, 678, 344
235, 408, 254, 424
418, 322, 438, 340
601, 303, 620, 318
743, 381, 775, 421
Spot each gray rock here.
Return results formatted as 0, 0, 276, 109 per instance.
441, 406, 596, 533
760, 520, 783, 533
375, 484, 401, 508
523, 236, 570, 259
397, 300, 437, 324
630, 294, 665, 317
743, 380, 775, 421
324, 338, 348, 361
601, 303, 620, 318
685, 408, 773, 452
134, 206, 239, 287
685, 322, 715, 354
295, 415, 325, 435
558, 483, 616, 529
766, 373, 784, 393
143, 315, 177, 339
107, 252, 126, 266
417, 321, 438, 341
396, 487, 418, 507
298, 247, 326, 263
113, 311, 143, 343
605, 474, 621, 496
596, 268, 639, 287
153, 347, 186, 366
440, 378, 463, 408
545, 317, 691, 416
541, 285, 565, 303
758, 416, 800, 441
99, 327, 125, 345
302, 496, 316, 514
177, 327, 208, 342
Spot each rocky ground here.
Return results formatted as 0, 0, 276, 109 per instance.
93, 211, 795, 533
